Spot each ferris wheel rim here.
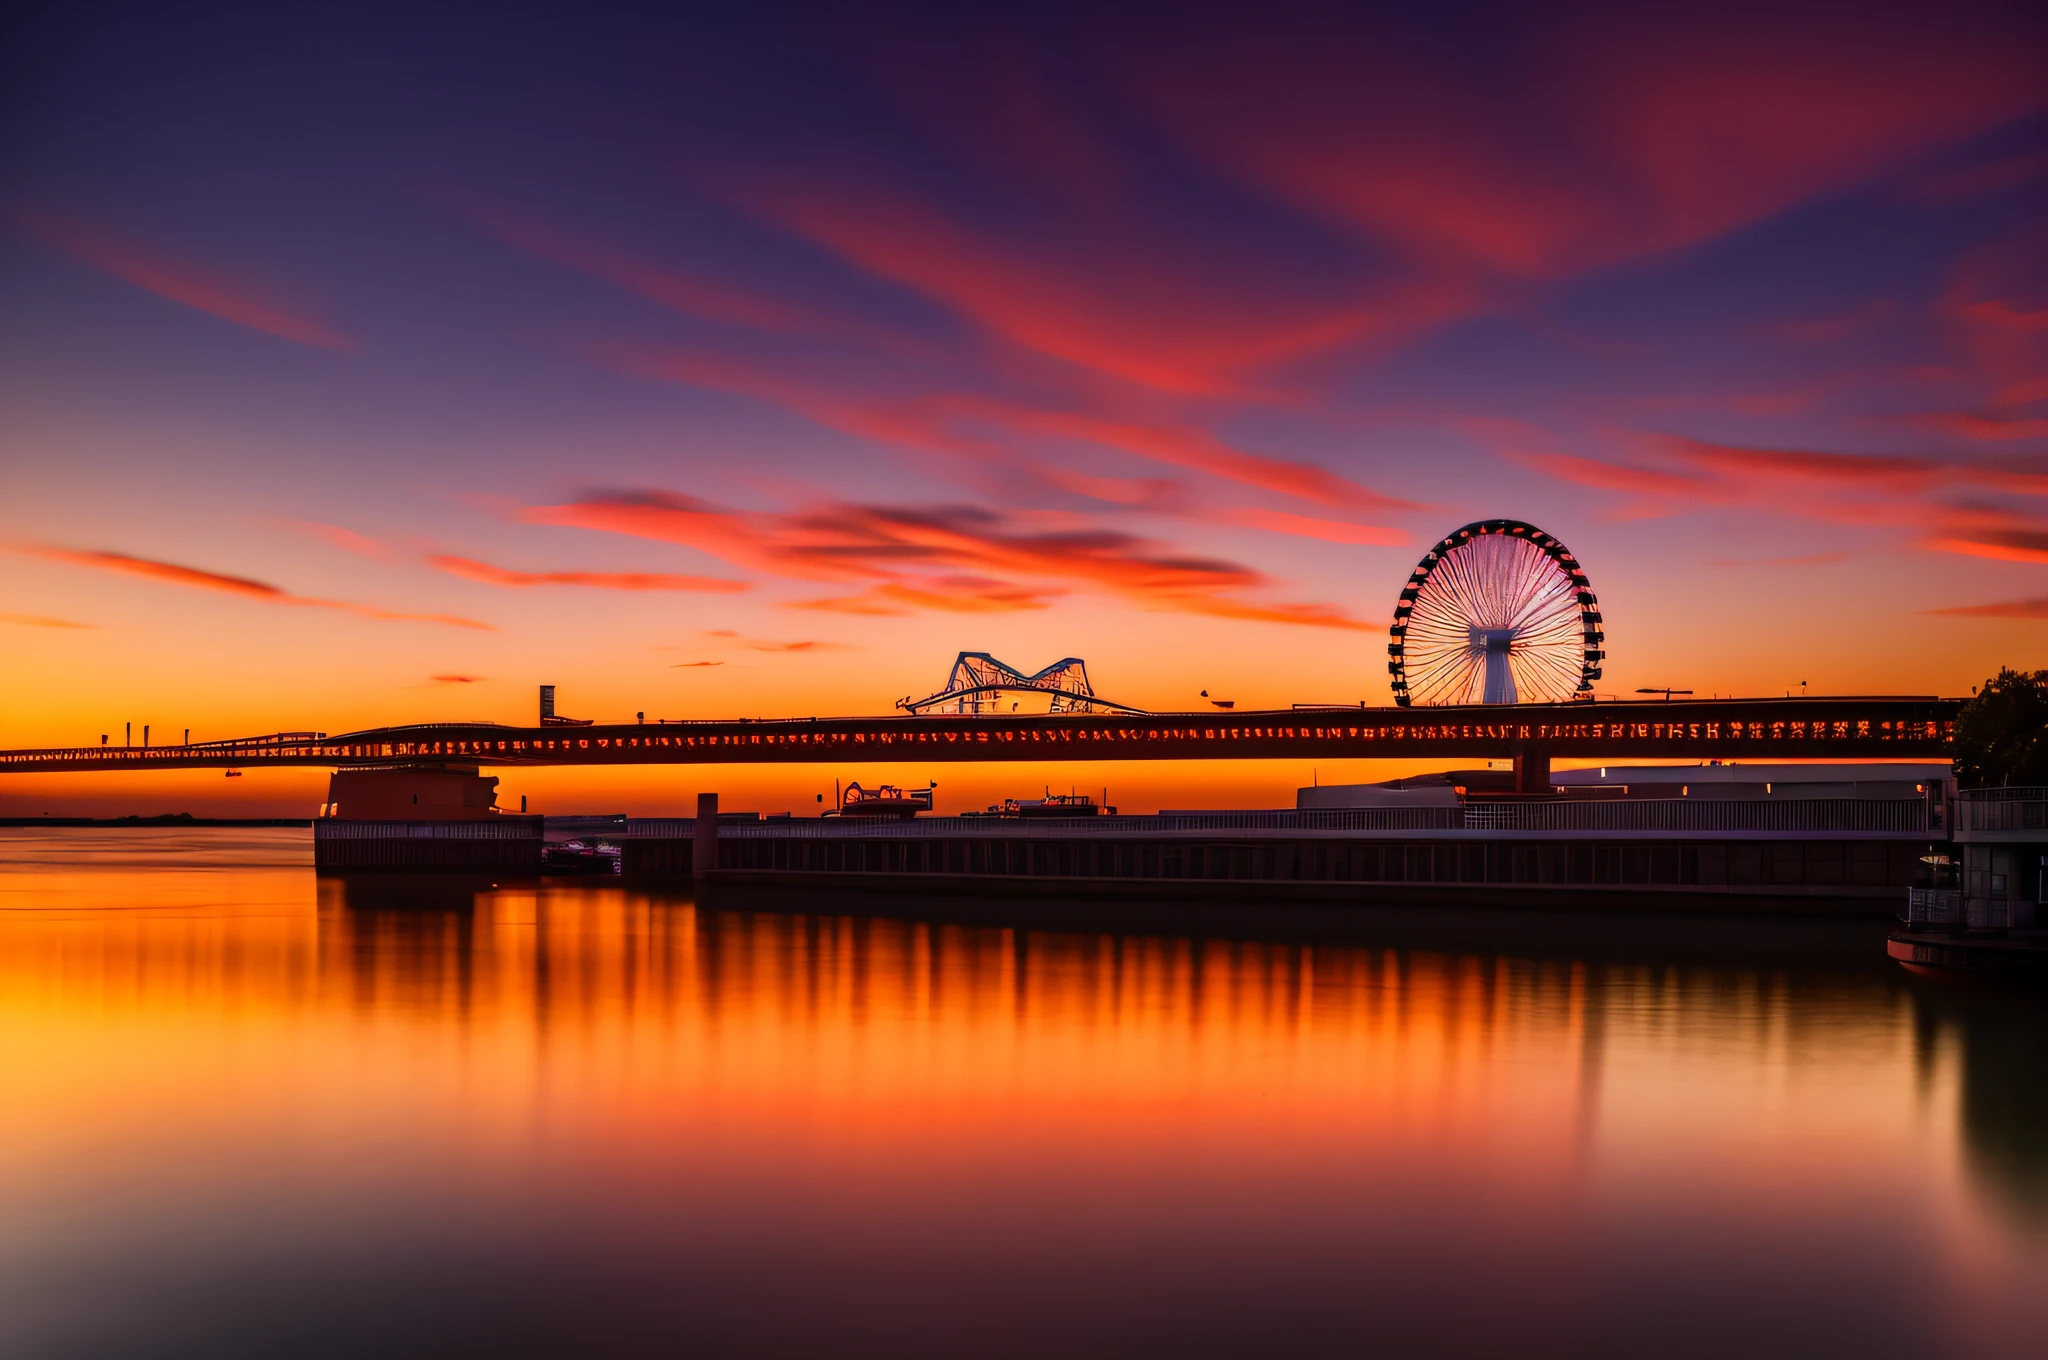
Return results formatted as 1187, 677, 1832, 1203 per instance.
1386, 519, 1605, 708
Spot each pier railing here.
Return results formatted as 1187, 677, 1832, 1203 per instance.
1900, 886, 2013, 930
315, 818, 543, 840
610, 797, 1930, 840
1954, 788, 2048, 834
1902, 887, 1964, 927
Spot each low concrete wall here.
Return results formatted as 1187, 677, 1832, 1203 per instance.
313, 817, 544, 872
620, 827, 1929, 916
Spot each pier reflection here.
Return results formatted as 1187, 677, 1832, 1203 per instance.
2, 829, 2045, 1355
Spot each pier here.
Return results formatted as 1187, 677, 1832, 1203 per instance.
1, 696, 1960, 774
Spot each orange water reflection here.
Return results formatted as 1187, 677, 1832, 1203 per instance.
3, 828, 2045, 1355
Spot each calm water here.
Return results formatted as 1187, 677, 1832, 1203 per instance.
2, 829, 2044, 1357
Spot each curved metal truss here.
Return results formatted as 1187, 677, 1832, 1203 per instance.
1387, 520, 1604, 707
899, 652, 1150, 716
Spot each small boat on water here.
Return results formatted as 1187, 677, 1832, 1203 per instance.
542, 839, 622, 874
964, 791, 1116, 818
1887, 930, 2048, 981
826, 782, 936, 819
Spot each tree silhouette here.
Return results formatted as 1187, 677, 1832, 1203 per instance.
1953, 668, 2048, 788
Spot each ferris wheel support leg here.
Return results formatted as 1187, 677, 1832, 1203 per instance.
1513, 743, 1552, 796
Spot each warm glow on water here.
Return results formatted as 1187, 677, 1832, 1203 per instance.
3, 829, 2044, 1355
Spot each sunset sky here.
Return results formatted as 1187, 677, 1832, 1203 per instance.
2, 6, 2044, 813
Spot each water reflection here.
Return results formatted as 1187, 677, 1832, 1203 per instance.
2, 830, 2045, 1356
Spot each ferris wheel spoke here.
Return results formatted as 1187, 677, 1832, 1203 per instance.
1391, 522, 1600, 707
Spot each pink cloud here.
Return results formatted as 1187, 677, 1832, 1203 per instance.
603, 345, 1405, 510
1215, 508, 1408, 546
1923, 597, 2048, 619
12, 543, 494, 629
730, 182, 1410, 398
528, 490, 1379, 630
427, 553, 748, 593
16, 211, 352, 350
294, 521, 392, 560
1131, 14, 2045, 284
0, 611, 93, 629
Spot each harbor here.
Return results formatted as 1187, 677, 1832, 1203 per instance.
311, 760, 1959, 918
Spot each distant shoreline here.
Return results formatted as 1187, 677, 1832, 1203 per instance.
0, 816, 312, 828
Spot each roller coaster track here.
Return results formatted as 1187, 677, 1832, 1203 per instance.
898, 653, 1148, 716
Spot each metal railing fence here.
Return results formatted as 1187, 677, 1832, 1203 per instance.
1955, 788, 2048, 833
605, 797, 1928, 840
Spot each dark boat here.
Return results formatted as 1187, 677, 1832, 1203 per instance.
964, 792, 1116, 818
826, 782, 936, 819
541, 839, 621, 874
1887, 930, 2048, 981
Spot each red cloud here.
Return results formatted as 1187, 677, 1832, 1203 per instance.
946, 398, 1409, 510
528, 490, 1376, 630
1923, 597, 2048, 619
21, 546, 292, 599
439, 192, 927, 356
0, 611, 93, 629
1216, 508, 1407, 547
1708, 552, 1851, 568
605, 346, 1403, 510
1513, 452, 1715, 499
14, 544, 493, 629
1512, 438, 2048, 558
1935, 226, 2048, 436
427, 554, 748, 593
1907, 412, 2048, 443
1765, 299, 1895, 344
702, 630, 855, 653
296, 521, 392, 560
1664, 438, 1944, 493
732, 184, 1400, 398
1033, 470, 1187, 510
1130, 13, 2045, 284
792, 578, 1065, 615
16, 211, 352, 349
1924, 530, 2048, 565
428, 674, 486, 684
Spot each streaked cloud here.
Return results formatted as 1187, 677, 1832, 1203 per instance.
704, 629, 854, 653
1215, 508, 1407, 547
427, 553, 748, 593
15, 210, 352, 350
732, 183, 1396, 399
531, 490, 1378, 630
1923, 597, 2048, 619
605, 346, 1403, 510
295, 521, 393, 560
1924, 529, 2048, 565
1708, 552, 1851, 568
1765, 299, 1895, 345
0, 611, 94, 629
792, 578, 1065, 616
11, 544, 494, 629
1130, 13, 2044, 283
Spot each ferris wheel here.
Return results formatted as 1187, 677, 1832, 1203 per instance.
1387, 520, 1604, 707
